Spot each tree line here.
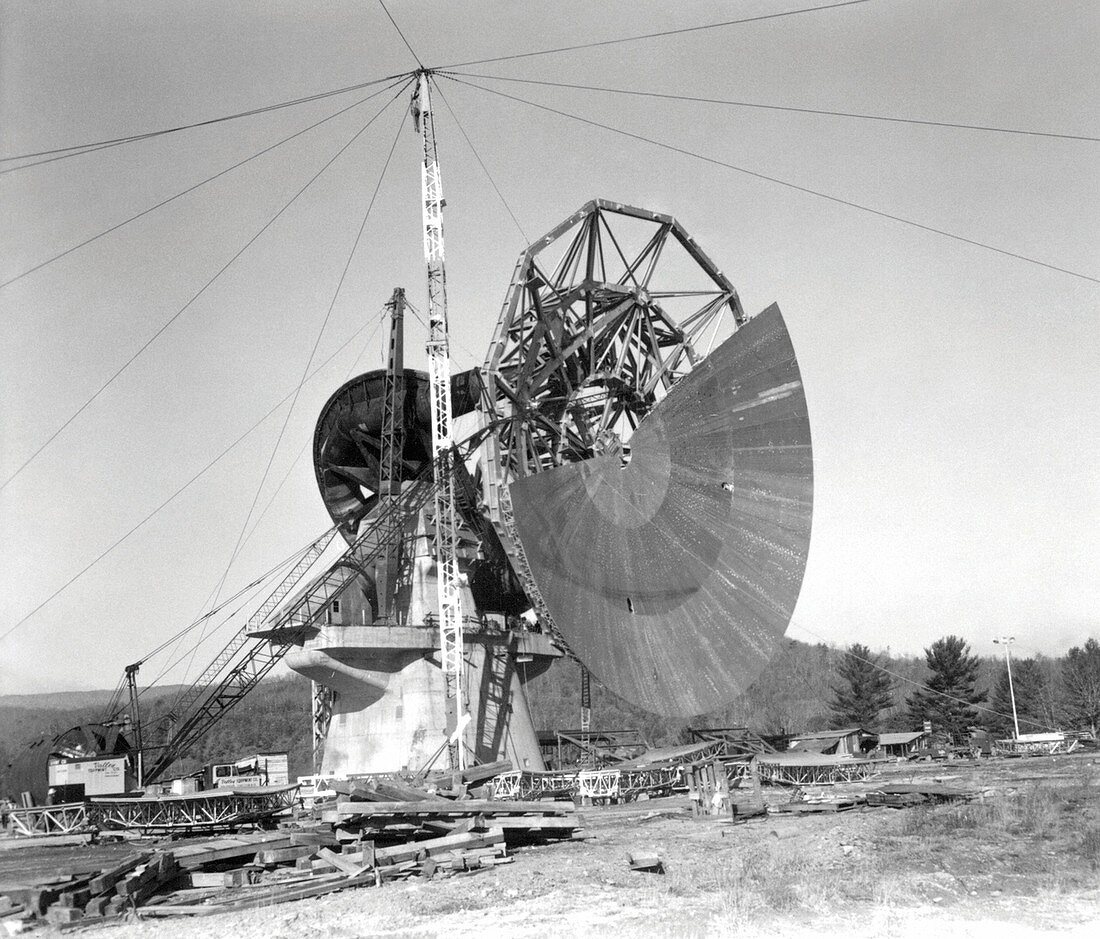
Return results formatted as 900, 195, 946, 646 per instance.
827, 635, 1100, 737
528, 635, 1100, 744
3, 636, 1099, 793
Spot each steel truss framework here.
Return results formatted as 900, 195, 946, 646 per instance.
551, 728, 648, 768
7, 802, 92, 837
489, 764, 683, 804
482, 198, 744, 482
415, 73, 466, 772
688, 726, 779, 757
311, 681, 336, 774
478, 199, 744, 651
994, 737, 1078, 756
489, 770, 580, 802
91, 786, 299, 833
577, 766, 682, 803
755, 759, 879, 786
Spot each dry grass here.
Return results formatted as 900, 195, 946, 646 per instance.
699, 765, 1100, 926
693, 841, 890, 924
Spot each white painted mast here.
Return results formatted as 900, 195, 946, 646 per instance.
412, 71, 467, 771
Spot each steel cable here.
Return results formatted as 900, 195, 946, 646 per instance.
440, 70, 1100, 144
0, 80, 412, 496
0, 71, 412, 171
442, 74, 1100, 285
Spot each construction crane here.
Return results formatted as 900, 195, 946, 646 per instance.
140, 478, 438, 784
124, 662, 144, 785
411, 71, 467, 772
111, 75, 472, 783
140, 528, 338, 783
312, 286, 407, 773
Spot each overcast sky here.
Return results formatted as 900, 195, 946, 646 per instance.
1, 0, 1097, 695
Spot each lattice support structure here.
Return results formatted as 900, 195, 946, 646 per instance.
91, 786, 299, 833
477, 199, 744, 676
489, 765, 682, 804
413, 71, 466, 771
755, 759, 879, 785
7, 803, 92, 837
375, 287, 406, 621
579, 664, 593, 765
311, 681, 336, 774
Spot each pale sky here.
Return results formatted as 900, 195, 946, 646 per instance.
1, 0, 1097, 694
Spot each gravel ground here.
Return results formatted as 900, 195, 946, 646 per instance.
12, 754, 1100, 938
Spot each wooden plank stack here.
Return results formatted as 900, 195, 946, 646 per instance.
0, 796, 584, 925
323, 798, 585, 846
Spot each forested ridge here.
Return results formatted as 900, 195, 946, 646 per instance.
2, 636, 1097, 794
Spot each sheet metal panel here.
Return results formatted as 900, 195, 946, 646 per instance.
509, 303, 812, 715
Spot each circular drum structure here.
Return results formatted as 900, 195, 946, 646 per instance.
312, 369, 435, 540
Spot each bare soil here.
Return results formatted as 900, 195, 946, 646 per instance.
8, 753, 1100, 937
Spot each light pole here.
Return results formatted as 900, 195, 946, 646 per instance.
994, 636, 1020, 740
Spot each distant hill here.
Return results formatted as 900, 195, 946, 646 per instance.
0, 685, 187, 712
1, 637, 1027, 800
0, 676, 314, 799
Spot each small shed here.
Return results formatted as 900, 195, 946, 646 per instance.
787, 727, 878, 756
876, 730, 928, 758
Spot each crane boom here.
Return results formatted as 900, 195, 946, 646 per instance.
143, 481, 436, 783
412, 71, 467, 771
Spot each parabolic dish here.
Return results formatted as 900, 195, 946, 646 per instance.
508, 303, 813, 716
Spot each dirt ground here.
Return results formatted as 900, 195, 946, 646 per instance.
8, 753, 1100, 938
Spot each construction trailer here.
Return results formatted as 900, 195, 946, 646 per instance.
47, 755, 133, 802
203, 752, 289, 790
5, 723, 134, 805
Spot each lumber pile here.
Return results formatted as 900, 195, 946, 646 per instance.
327, 761, 514, 804
0, 798, 583, 925
322, 798, 585, 846
0, 850, 175, 927
773, 798, 861, 814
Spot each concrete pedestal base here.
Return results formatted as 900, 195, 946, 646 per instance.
287, 624, 559, 776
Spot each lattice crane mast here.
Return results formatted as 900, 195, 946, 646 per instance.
411, 71, 467, 771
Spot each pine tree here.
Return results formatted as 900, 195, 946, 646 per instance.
905, 635, 987, 736
989, 657, 1047, 738
1062, 638, 1100, 735
828, 643, 894, 729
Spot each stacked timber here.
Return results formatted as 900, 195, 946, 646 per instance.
0, 798, 583, 925
326, 761, 514, 804
1, 850, 176, 927
322, 798, 585, 846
